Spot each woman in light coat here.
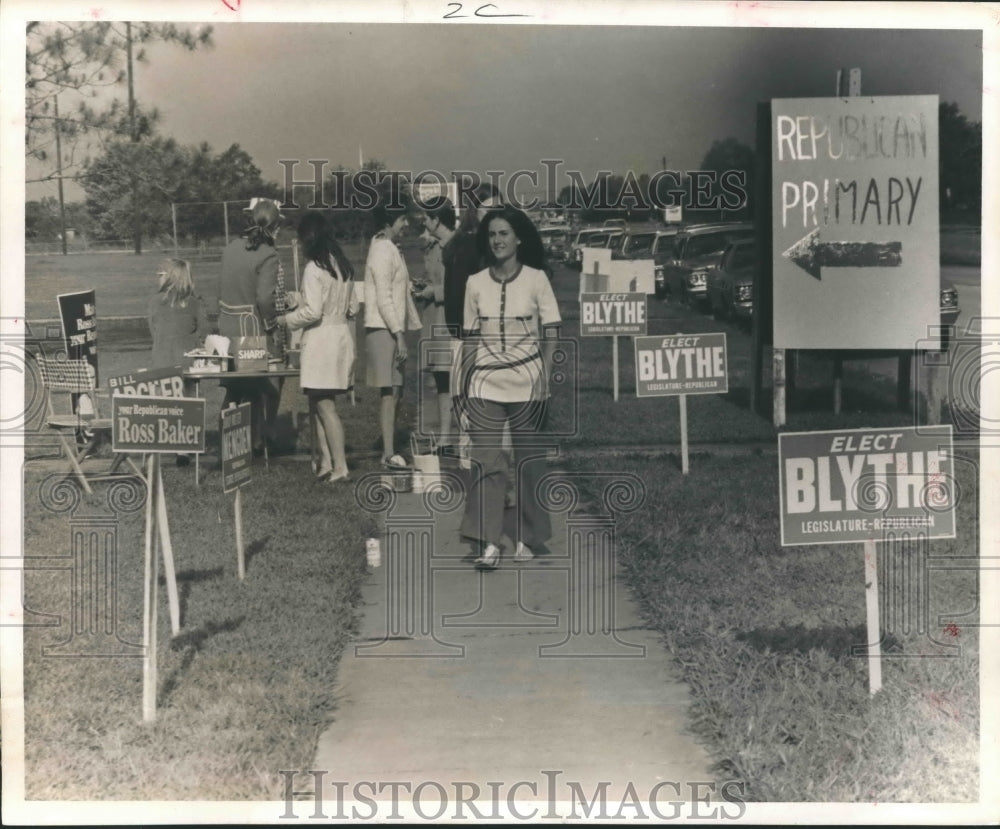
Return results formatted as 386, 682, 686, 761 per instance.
278, 212, 358, 483
363, 199, 422, 468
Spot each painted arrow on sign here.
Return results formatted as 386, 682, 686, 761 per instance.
782, 228, 902, 279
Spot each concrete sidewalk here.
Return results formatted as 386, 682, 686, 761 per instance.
309, 462, 720, 817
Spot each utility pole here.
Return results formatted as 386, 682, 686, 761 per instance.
54, 95, 68, 256
127, 22, 142, 255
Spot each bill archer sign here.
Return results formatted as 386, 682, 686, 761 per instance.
778, 426, 955, 546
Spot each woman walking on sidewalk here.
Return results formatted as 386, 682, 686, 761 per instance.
457, 206, 561, 569
277, 212, 357, 484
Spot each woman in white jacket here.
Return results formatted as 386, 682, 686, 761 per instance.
363, 199, 422, 468
278, 212, 358, 483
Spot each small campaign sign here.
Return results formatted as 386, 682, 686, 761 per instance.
57, 289, 98, 381
108, 366, 186, 397
634, 333, 728, 397
112, 395, 206, 454
220, 403, 253, 493
778, 426, 955, 546
580, 292, 647, 337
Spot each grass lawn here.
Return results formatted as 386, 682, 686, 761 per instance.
563, 448, 980, 802
17, 234, 984, 802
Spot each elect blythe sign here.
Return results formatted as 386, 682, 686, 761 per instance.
778, 426, 955, 546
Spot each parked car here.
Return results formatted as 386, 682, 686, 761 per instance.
567, 227, 607, 269
612, 229, 659, 261
539, 226, 568, 262
651, 228, 682, 295
604, 229, 626, 258
706, 239, 756, 326
940, 279, 959, 323
661, 222, 755, 306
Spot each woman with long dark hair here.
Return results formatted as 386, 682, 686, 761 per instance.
277, 212, 357, 483
458, 206, 562, 568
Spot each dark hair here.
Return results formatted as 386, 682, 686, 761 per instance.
476, 206, 548, 272
457, 182, 501, 234
372, 195, 413, 234
426, 199, 457, 231
243, 199, 280, 252
298, 211, 354, 280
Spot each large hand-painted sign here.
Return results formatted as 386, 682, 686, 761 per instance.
772, 96, 940, 349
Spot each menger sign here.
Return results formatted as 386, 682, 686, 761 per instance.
771, 95, 940, 350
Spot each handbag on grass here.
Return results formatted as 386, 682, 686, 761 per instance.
410, 434, 441, 492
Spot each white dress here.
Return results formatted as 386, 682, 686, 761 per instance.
284, 259, 359, 391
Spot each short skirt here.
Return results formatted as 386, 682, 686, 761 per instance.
365, 327, 404, 388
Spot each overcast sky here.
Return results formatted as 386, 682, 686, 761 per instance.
22, 13, 986, 202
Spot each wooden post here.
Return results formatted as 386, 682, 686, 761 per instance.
235, 487, 246, 581
833, 354, 843, 415
223, 201, 230, 248
679, 394, 689, 474
752, 101, 773, 421
612, 336, 620, 402
773, 348, 786, 428
156, 460, 181, 636
142, 454, 157, 722
864, 539, 883, 695
171, 204, 178, 255
830, 68, 861, 417
897, 352, 913, 412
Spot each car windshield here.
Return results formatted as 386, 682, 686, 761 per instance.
588, 232, 610, 246
685, 229, 754, 259
626, 233, 656, 256
607, 234, 625, 251
727, 244, 757, 270
651, 234, 676, 255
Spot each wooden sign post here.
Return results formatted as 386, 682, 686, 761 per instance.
221, 402, 253, 580
778, 426, 956, 696
112, 394, 206, 721
634, 333, 729, 473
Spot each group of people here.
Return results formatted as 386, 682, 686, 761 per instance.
148, 191, 563, 569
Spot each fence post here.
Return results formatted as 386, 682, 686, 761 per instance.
223, 202, 230, 247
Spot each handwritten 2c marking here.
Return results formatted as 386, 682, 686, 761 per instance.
444, 2, 531, 18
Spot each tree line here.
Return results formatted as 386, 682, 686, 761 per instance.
26, 21, 984, 249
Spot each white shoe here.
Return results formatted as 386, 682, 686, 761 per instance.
513, 542, 533, 561
475, 543, 501, 569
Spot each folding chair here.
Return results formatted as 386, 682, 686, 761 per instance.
34, 354, 143, 494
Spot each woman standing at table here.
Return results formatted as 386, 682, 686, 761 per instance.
363, 197, 422, 469
148, 257, 208, 467
458, 206, 561, 568
218, 197, 282, 454
277, 212, 357, 483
